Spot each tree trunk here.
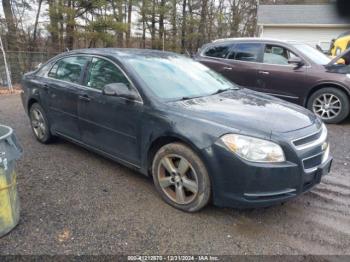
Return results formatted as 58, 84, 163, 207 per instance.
126, 0, 132, 47
217, 0, 225, 38
65, 0, 75, 50
48, 0, 60, 51
171, 0, 177, 51
141, 0, 146, 48
111, 0, 124, 47
159, 0, 165, 50
197, 0, 208, 50
151, 0, 156, 49
29, 0, 43, 68
230, 0, 240, 37
187, 0, 194, 54
181, 0, 187, 53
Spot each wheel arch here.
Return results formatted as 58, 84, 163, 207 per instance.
27, 97, 39, 113
305, 82, 350, 107
146, 134, 206, 176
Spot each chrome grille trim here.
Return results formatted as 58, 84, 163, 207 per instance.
292, 124, 327, 151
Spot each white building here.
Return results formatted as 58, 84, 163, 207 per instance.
257, 4, 350, 49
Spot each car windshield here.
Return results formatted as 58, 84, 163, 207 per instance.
292, 43, 331, 65
126, 55, 238, 100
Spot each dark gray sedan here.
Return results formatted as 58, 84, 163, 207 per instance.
21, 49, 332, 212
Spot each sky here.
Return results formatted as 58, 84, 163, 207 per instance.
0, 2, 145, 36
0, 2, 48, 32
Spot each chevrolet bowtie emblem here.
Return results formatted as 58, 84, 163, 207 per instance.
322, 142, 328, 151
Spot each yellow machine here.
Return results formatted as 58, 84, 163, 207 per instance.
331, 34, 350, 57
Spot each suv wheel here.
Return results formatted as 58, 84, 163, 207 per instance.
29, 103, 53, 143
152, 143, 211, 212
307, 88, 349, 124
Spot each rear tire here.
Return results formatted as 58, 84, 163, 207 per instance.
29, 103, 53, 144
307, 87, 349, 124
152, 143, 211, 212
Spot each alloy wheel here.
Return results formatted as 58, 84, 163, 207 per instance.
312, 93, 342, 120
30, 108, 47, 140
157, 154, 199, 205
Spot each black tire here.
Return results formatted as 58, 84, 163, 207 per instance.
29, 103, 53, 143
152, 142, 211, 212
307, 87, 350, 124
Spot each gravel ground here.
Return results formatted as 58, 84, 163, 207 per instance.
0, 94, 349, 255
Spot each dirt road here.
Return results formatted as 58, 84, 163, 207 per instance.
0, 94, 349, 255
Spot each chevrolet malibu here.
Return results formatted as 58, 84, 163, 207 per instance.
21, 49, 332, 212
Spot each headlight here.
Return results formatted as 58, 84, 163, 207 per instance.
221, 134, 285, 163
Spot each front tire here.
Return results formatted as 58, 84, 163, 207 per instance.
307, 87, 349, 124
152, 143, 211, 212
29, 103, 53, 143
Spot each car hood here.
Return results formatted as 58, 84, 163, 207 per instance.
168, 89, 317, 134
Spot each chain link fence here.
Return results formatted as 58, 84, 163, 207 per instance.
0, 51, 59, 88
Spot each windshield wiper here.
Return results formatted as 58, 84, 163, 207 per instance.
210, 87, 237, 96
178, 87, 238, 101
179, 95, 203, 101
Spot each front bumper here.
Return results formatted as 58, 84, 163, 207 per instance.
202, 138, 332, 209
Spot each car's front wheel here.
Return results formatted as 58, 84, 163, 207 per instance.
29, 103, 53, 143
152, 143, 211, 212
307, 87, 350, 124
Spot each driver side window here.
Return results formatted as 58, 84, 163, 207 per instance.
86, 57, 129, 90
263, 45, 297, 65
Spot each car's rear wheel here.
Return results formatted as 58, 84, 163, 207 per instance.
152, 143, 211, 212
307, 87, 349, 124
29, 103, 53, 143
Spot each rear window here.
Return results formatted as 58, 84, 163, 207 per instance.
204, 44, 231, 58
48, 56, 89, 84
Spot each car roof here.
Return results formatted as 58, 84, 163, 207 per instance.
210, 37, 302, 45
60, 48, 180, 59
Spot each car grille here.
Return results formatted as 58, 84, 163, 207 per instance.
292, 129, 322, 147
292, 124, 327, 151
292, 124, 329, 173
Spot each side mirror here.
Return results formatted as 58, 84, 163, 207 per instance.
102, 83, 139, 101
288, 57, 305, 68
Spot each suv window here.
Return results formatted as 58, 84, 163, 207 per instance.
263, 44, 297, 65
48, 56, 89, 84
86, 57, 129, 90
204, 44, 231, 58
227, 43, 262, 62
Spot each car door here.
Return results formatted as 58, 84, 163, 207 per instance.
256, 44, 309, 104
197, 42, 263, 89
196, 43, 234, 74
78, 56, 143, 166
220, 42, 263, 89
45, 56, 90, 140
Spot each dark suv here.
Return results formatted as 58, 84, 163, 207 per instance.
196, 38, 350, 124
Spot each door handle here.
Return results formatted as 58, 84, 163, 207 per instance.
258, 71, 270, 75
79, 94, 91, 102
223, 66, 233, 71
